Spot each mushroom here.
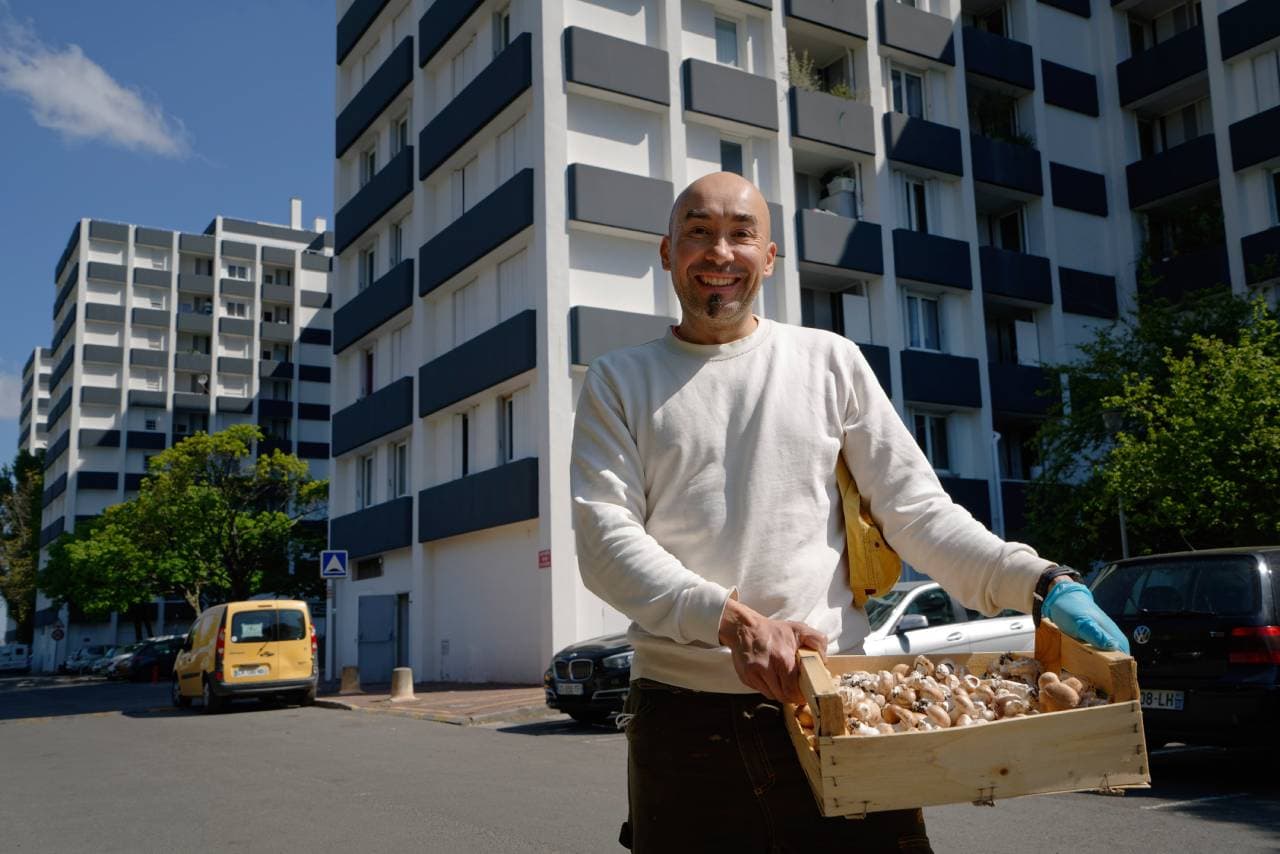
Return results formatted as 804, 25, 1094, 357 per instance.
925, 703, 952, 728
1039, 681, 1081, 712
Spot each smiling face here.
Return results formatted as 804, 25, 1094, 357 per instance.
661, 172, 776, 344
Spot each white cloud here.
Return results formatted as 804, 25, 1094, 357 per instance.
0, 372, 21, 420
0, 11, 190, 158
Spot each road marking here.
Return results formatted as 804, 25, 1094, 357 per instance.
1140, 793, 1249, 811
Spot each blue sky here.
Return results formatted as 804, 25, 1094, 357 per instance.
0, 1, 335, 459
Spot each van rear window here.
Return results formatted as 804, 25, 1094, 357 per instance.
230, 609, 308, 643
1092, 556, 1261, 617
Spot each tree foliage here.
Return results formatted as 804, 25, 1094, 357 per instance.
0, 450, 44, 640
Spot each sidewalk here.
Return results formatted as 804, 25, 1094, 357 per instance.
315, 680, 557, 726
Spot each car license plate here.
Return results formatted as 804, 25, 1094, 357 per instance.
235, 665, 269, 678
556, 681, 584, 696
1140, 689, 1184, 710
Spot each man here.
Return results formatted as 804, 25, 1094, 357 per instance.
570, 173, 1127, 852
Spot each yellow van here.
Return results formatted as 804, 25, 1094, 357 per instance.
172, 599, 317, 712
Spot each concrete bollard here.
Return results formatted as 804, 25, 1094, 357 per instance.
389, 667, 416, 702
338, 665, 363, 695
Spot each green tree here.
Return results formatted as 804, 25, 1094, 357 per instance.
0, 450, 44, 642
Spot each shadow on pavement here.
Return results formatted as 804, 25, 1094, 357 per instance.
495, 717, 624, 737
0, 676, 169, 721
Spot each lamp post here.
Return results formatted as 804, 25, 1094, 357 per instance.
1102, 410, 1130, 559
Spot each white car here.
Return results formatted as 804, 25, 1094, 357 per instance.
860, 581, 1034, 656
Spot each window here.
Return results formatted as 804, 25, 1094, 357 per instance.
800, 289, 844, 334
975, 5, 1008, 37
269, 380, 290, 401
225, 301, 248, 318
906, 588, 958, 626
497, 251, 528, 321
391, 114, 409, 158
904, 178, 929, 233
451, 157, 478, 218
905, 293, 941, 351
264, 344, 290, 362
226, 264, 249, 280
390, 325, 408, 379
361, 348, 375, 398
264, 267, 291, 287
390, 220, 404, 266
451, 36, 477, 98
191, 335, 210, 355
498, 395, 515, 462
715, 18, 739, 67
150, 293, 164, 309
496, 117, 527, 184
720, 140, 744, 176
452, 279, 480, 345
144, 410, 158, 432
355, 557, 384, 581
145, 370, 162, 391
360, 146, 377, 188
911, 410, 950, 471
195, 258, 213, 276
358, 246, 376, 291
392, 441, 409, 497
994, 209, 1024, 252
148, 332, 164, 350
493, 6, 511, 57
1252, 50, 1280, 113
891, 67, 925, 118
458, 410, 472, 477
358, 453, 375, 508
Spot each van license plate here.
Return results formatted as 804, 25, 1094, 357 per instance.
556, 682, 584, 696
1140, 689, 1183, 710
235, 665, 269, 677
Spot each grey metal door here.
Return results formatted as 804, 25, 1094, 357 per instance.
357, 595, 396, 684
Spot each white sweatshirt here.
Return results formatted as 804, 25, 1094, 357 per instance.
570, 318, 1053, 694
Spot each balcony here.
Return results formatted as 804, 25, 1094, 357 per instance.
128, 390, 166, 408
1041, 60, 1099, 117
566, 164, 673, 237
1117, 25, 1206, 108
418, 309, 536, 417
1145, 244, 1230, 303
82, 344, 124, 365
900, 350, 982, 408
1125, 134, 1218, 210
1058, 267, 1118, 319
262, 283, 293, 303
335, 35, 413, 158
335, 145, 413, 254
569, 306, 676, 367
260, 322, 294, 343
179, 233, 215, 255
80, 428, 120, 449
133, 268, 170, 288
177, 273, 214, 295
939, 476, 991, 528
332, 375, 413, 457
217, 397, 252, 413
260, 360, 295, 379
1242, 225, 1280, 284
52, 306, 76, 352
85, 303, 124, 324
258, 437, 293, 456
298, 403, 328, 421
80, 387, 117, 407
786, 0, 869, 39
418, 168, 534, 296
796, 210, 884, 282
418, 457, 538, 543
1228, 104, 1280, 173
418, 32, 532, 182
970, 135, 1042, 197
55, 222, 79, 287
563, 26, 669, 107
334, 259, 414, 354
216, 356, 252, 374
978, 246, 1052, 304
297, 441, 330, 459
173, 392, 210, 412
988, 362, 1058, 416
682, 59, 778, 132
1049, 162, 1108, 217
170, 351, 208, 372
77, 471, 119, 491
883, 113, 964, 177
418, 0, 484, 67
86, 261, 126, 284
131, 307, 169, 328
221, 278, 254, 299
1218, 0, 1280, 61
962, 27, 1034, 92
877, 0, 955, 66
53, 268, 77, 320
258, 399, 293, 419
330, 496, 414, 559
126, 430, 166, 450
789, 88, 876, 156
892, 229, 972, 290
336, 0, 390, 64
177, 312, 213, 335
219, 317, 254, 337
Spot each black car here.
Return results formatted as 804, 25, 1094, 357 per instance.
1090, 547, 1280, 749
544, 632, 633, 724
123, 636, 184, 682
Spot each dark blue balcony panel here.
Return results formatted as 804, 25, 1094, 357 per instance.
172, 352, 209, 372
337, 0, 390, 64
333, 375, 414, 457
1229, 104, 1280, 173
178, 273, 215, 295
962, 27, 1034, 91
177, 313, 213, 336
418, 33, 532, 181
42, 473, 67, 508
39, 517, 66, 549
46, 389, 72, 430
979, 246, 1052, 304
222, 240, 256, 261
52, 306, 76, 352
334, 260, 414, 354
221, 278, 255, 299
567, 164, 673, 237
1117, 25, 1207, 108
789, 88, 877, 156
900, 349, 982, 408
135, 226, 172, 248
55, 222, 80, 284
297, 441, 330, 460
418, 457, 538, 543
262, 283, 294, 304
49, 350, 73, 391
1038, 0, 1090, 16
796, 210, 884, 280
79, 429, 120, 449
260, 359, 295, 379
988, 362, 1059, 416
124, 474, 146, 492
53, 266, 78, 320
563, 26, 670, 106
331, 496, 414, 559
77, 471, 119, 491
1145, 245, 1231, 304
44, 432, 69, 469
1041, 60, 1099, 117
883, 113, 964, 177
219, 317, 254, 337
298, 403, 330, 421
86, 261, 126, 284
82, 344, 123, 365
300, 328, 333, 347
419, 169, 535, 297
259, 399, 293, 419
892, 229, 972, 290
301, 253, 333, 273
1242, 225, 1280, 284
128, 390, 166, 408
258, 438, 293, 456
179, 233, 215, 255
419, 309, 536, 417
786, 0, 868, 38
299, 364, 332, 383
1125, 134, 1218, 210
939, 476, 992, 529
133, 267, 170, 288
131, 307, 169, 328
860, 343, 892, 397
1049, 162, 1108, 216
217, 396, 253, 413
127, 430, 167, 450
89, 220, 128, 242
1058, 267, 1118, 319
878, 0, 955, 65
85, 304, 124, 324
173, 392, 210, 412
80, 387, 119, 408
569, 306, 676, 367
682, 59, 778, 132
300, 290, 331, 309
262, 246, 295, 266
1219, 0, 1280, 61
335, 146, 413, 255
336, 36, 413, 158
1001, 480, 1029, 538
418, 0, 484, 66
970, 134, 1043, 196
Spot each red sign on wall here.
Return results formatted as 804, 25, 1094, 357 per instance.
538, 549, 551, 569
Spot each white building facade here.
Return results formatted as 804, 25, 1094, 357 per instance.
18, 347, 53, 456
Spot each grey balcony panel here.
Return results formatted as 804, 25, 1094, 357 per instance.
418, 0, 484, 67
77, 471, 119, 491
260, 360, 295, 379
222, 217, 327, 246
418, 33, 532, 181
786, 0, 868, 38
79, 428, 120, 448
55, 222, 80, 285
892, 229, 972, 290
85, 303, 125, 323
418, 310, 536, 417
419, 169, 535, 296
883, 112, 964, 176
878, 0, 955, 65
88, 220, 128, 242
418, 457, 538, 543
177, 313, 213, 334
335, 145, 413, 254
131, 307, 170, 328
298, 403, 330, 421
53, 267, 78, 320
47, 389, 72, 429
796, 210, 884, 279
39, 517, 66, 549
334, 258, 414, 353
1146, 245, 1230, 304
262, 246, 295, 266
337, 0, 391, 63
300, 290, 331, 308
567, 164, 673, 236
163, 351, 199, 371
216, 396, 253, 413
938, 476, 991, 529
44, 432, 69, 469
569, 306, 676, 367
258, 399, 293, 419
1002, 480, 1029, 538
1041, 60, 1099, 117
332, 375, 413, 456
123, 474, 145, 492
1059, 267, 1118, 318
220, 278, 255, 298
134, 227, 173, 248
1038, 0, 1090, 16
177, 273, 215, 295
970, 134, 1043, 196
216, 356, 252, 374
962, 27, 1034, 91
133, 267, 171, 288
126, 430, 167, 450
49, 350, 73, 391
331, 496, 414, 559
260, 322, 294, 343
978, 246, 1052, 304
1229, 104, 1280, 172
79, 387, 119, 407
1220, 0, 1280, 60
1125, 134, 1218, 210
262, 283, 293, 303
297, 441, 330, 459
128, 390, 167, 407
1117, 25, 1206, 107
52, 306, 76, 352
221, 240, 256, 261
172, 392, 210, 412
336, 36, 413, 158
219, 317, 254, 336
301, 327, 333, 346
789, 88, 876, 155
901, 350, 982, 408
1242, 225, 1280, 283
1049, 162, 1108, 216
301, 252, 332, 272
86, 261, 126, 283
179, 233, 216, 254
859, 343, 892, 397
682, 59, 778, 131
42, 473, 67, 508
563, 26, 670, 106
82, 344, 124, 365
988, 362, 1058, 416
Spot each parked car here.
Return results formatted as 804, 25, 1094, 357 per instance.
544, 633, 632, 724
0, 643, 31, 673
103, 643, 143, 679
1089, 547, 1280, 749
64, 645, 111, 675
122, 636, 184, 682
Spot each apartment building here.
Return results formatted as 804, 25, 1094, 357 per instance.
29, 204, 334, 672
328, 0, 1279, 684
18, 347, 53, 455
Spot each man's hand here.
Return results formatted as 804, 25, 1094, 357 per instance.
718, 598, 827, 703
1043, 579, 1131, 655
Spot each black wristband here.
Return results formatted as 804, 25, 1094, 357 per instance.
1032, 565, 1083, 626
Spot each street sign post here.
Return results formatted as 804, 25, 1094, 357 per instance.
320, 550, 349, 579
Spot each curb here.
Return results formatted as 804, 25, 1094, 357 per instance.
314, 697, 561, 727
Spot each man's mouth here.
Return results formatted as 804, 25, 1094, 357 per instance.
694, 273, 740, 288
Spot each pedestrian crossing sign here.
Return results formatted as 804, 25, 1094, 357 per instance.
320, 550, 349, 579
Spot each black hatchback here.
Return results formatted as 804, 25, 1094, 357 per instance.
544, 632, 633, 724
1090, 547, 1280, 749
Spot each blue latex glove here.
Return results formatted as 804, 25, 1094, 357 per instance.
1043, 580, 1131, 655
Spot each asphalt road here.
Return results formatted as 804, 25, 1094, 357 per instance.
1, 676, 1277, 853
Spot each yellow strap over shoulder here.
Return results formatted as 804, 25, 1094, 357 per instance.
837, 456, 902, 609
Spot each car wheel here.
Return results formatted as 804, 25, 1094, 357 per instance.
201, 678, 224, 714
172, 675, 192, 709
299, 686, 316, 706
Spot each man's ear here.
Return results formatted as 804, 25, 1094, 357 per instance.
659, 235, 672, 271
762, 241, 777, 277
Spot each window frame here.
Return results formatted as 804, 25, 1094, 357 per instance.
904, 291, 943, 352
890, 65, 926, 119
909, 408, 952, 473
714, 16, 742, 69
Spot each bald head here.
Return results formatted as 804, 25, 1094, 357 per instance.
668, 172, 771, 240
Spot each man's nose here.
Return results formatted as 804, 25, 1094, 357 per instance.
705, 236, 733, 263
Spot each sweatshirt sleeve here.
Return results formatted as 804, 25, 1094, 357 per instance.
571, 366, 734, 646
839, 346, 1052, 616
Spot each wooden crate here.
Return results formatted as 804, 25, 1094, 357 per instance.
786, 620, 1151, 817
